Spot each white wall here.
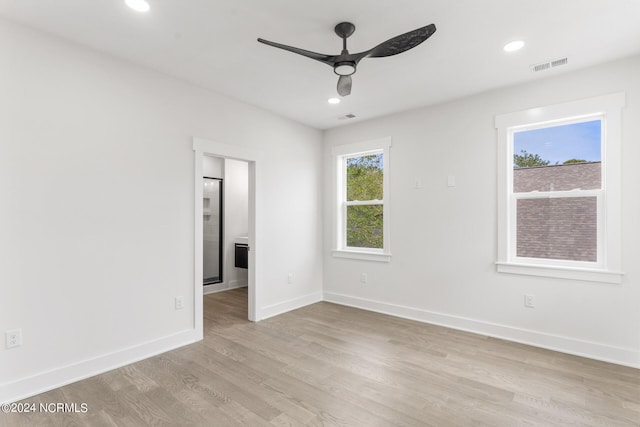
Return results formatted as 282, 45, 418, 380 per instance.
203, 155, 224, 179
323, 55, 640, 367
0, 18, 323, 402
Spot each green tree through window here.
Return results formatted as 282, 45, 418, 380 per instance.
513, 150, 551, 168
346, 153, 383, 249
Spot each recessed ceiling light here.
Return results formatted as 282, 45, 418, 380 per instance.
504, 40, 525, 52
328, 98, 341, 105
125, 0, 150, 12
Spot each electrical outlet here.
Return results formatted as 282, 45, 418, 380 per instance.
288, 273, 293, 284
360, 273, 368, 284
524, 294, 535, 308
6, 329, 22, 349
175, 296, 185, 310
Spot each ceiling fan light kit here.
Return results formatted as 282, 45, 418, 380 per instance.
334, 63, 356, 76
258, 21, 436, 97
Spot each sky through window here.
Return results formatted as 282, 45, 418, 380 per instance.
514, 120, 601, 165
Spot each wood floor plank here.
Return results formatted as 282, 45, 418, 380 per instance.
4, 287, 639, 426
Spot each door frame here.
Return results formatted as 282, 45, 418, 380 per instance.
193, 138, 260, 338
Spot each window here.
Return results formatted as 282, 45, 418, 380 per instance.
332, 138, 391, 262
513, 119, 601, 264
496, 93, 624, 283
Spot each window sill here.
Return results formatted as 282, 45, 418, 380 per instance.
333, 250, 391, 263
496, 262, 623, 284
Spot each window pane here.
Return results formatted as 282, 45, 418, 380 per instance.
347, 205, 383, 249
513, 120, 601, 192
346, 153, 383, 201
516, 197, 597, 262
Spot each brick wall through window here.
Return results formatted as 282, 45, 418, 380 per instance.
513, 162, 600, 262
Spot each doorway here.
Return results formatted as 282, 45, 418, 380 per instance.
202, 156, 249, 296
193, 138, 260, 337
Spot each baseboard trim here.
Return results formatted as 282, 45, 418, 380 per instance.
229, 279, 248, 289
203, 282, 227, 294
203, 282, 248, 295
0, 329, 200, 404
323, 292, 640, 369
260, 291, 323, 320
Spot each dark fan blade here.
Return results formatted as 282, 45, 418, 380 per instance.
337, 75, 352, 96
367, 24, 436, 58
257, 38, 337, 66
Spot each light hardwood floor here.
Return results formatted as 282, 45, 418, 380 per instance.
2, 287, 639, 426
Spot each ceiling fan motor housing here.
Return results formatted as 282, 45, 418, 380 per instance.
334, 23, 357, 76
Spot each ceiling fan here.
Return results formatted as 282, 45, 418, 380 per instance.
257, 22, 437, 97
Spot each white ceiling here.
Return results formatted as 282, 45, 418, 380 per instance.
2, 0, 640, 129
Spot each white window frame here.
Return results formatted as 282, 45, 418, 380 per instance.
495, 93, 624, 284
332, 137, 392, 262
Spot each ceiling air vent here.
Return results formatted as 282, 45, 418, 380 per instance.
338, 113, 357, 120
531, 57, 568, 72
551, 57, 568, 67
